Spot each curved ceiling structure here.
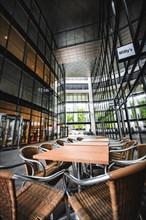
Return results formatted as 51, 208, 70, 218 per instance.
36, 0, 102, 77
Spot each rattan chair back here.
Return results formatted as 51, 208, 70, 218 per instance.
125, 140, 137, 160
68, 161, 146, 220
0, 169, 64, 220
0, 171, 16, 220
138, 144, 146, 158
67, 138, 74, 143
56, 139, 64, 146
108, 161, 146, 219
39, 143, 53, 150
76, 137, 84, 141
19, 146, 39, 175
111, 140, 137, 161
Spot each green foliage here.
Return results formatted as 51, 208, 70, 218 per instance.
66, 114, 74, 123
78, 113, 86, 122
77, 108, 86, 122
138, 100, 146, 120
74, 124, 85, 130
138, 100, 146, 105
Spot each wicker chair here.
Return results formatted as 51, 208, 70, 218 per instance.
110, 140, 137, 161
67, 137, 76, 143
64, 160, 146, 220
39, 143, 72, 170
0, 168, 65, 220
76, 137, 84, 141
19, 146, 63, 185
137, 144, 146, 159
110, 143, 146, 166
56, 139, 66, 146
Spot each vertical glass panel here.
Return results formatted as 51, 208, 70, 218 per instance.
45, 45, 51, 62
67, 29, 75, 45
75, 28, 84, 44
42, 89, 49, 109
13, 3, 28, 32
40, 15, 46, 35
0, 15, 9, 47
0, 59, 21, 96
28, 19, 38, 45
25, 44, 36, 71
38, 34, 45, 55
0, 54, 3, 68
23, 0, 31, 9
46, 27, 52, 45
7, 26, 25, 61
33, 80, 42, 106
36, 55, 44, 79
40, 114, 48, 141
44, 65, 50, 84
30, 110, 41, 143
31, 0, 40, 23
51, 55, 55, 71
0, 0, 16, 15
21, 72, 33, 102
50, 72, 55, 89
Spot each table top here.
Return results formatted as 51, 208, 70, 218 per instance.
64, 142, 109, 146
33, 145, 109, 165
81, 138, 109, 142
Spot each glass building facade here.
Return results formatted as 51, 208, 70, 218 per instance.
0, 0, 146, 148
0, 0, 66, 147
91, 0, 146, 143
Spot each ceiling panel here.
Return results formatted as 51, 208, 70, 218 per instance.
36, 0, 102, 77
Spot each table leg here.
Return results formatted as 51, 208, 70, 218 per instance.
77, 163, 82, 192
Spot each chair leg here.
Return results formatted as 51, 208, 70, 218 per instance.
50, 213, 54, 220
65, 202, 71, 220
72, 162, 77, 176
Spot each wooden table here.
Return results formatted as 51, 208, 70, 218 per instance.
34, 144, 109, 165
64, 141, 109, 146
34, 144, 109, 191
81, 138, 109, 142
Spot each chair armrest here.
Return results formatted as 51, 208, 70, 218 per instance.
111, 156, 146, 166
12, 169, 66, 182
39, 147, 49, 152
109, 142, 127, 148
0, 162, 35, 176
64, 172, 110, 186
110, 145, 137, 153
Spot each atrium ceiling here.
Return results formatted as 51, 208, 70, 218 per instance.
36, 0, 102, 77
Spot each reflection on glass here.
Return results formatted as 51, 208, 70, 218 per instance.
8, 26, 25, 61
0, 15, 9, 47
36, 55, 44, 79
26, 44, 36, 71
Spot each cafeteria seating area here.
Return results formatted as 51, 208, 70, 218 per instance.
0, 0, 146, 219
0, 135, 146, 219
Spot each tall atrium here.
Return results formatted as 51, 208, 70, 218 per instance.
0, 0, 146, 148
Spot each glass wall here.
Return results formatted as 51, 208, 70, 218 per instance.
92, 0, 146, 143
0, 0, 65, 147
